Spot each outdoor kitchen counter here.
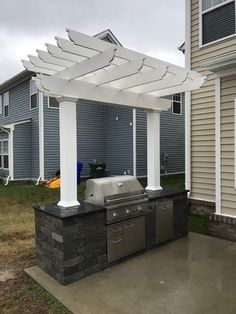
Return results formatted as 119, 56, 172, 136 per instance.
33, 201, 106, 218
33, 187, 189, 285
146, 187, 188, 200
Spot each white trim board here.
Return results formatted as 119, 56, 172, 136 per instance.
215, 77, 221, 214
185, 0, 192, 193
38, 91, 45, 181
234, 99, 236, 189
132, 109, 137, 177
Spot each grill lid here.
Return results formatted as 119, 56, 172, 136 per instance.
85, 175, 144, 205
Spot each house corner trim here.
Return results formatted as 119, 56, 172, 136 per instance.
39, 91, 45, 181
215, 77, 221, 214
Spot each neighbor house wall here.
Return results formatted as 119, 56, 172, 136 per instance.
0, 79, 39, 179
105, 106, 133, 175
0, 132, 9, 178
43, 99, 106, 179
136, 95, 185, 177
13, 122, 32, 179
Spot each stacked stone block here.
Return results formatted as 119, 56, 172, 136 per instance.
34, 208, 107, 285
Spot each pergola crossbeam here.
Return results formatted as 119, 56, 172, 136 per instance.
22, 60, 56, 76
55, 47, 116, 80
37, 50, 75, 68
46, 44, 87, 63
37, 74, 172, 111
28, 55, 65, 72
88, 58, 145, 86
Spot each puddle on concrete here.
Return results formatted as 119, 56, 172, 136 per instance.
0, 270, 15, 281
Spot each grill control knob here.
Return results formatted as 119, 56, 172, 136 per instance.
138, 206, 142, 212
112, 212, 118, 218
126, 209, 131, 215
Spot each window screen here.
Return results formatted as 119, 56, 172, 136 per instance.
172, 94, 182, 115
48, 97, 59, 108
30, 80, 38, 109
202, 2, 235, 45
3, 92, 9, 118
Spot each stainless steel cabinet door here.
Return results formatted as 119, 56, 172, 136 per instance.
156, 201, 173, 244
123, 216, 145, 256
107, 223, 124, 263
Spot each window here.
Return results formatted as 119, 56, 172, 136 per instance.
3, 92, 9, 118
48, 97, 59, 109
201, 0, 235, 45
0, 95, 2, 115
30, 80, 38, 110
172, 94, 182, 115
2, 140, 9, 169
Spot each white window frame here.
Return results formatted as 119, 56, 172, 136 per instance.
30, 80, 38, 110
171, 94, 182, 115
48, 96, 59, 109
3, 92, 9, 118
199, 0, 236, 48
0, 95, 2, 115
2, 139, 9, 170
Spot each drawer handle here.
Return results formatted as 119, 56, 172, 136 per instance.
111, 227, 122, 232
124, 224, 135, 228
112, 238, 123, 244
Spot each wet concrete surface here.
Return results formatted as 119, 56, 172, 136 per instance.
26, 232, 236, 314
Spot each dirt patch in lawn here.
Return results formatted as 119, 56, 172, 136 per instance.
0, 182, 73, 313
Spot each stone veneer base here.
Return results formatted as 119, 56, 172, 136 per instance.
34, 189, 188, 285
189, 199, 236, 242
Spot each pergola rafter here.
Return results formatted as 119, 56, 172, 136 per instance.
22, 29, 206, 110
22, 29, 206, 208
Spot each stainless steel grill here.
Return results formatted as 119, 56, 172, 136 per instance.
85, 175, 148, 223
85, 175, 147, 263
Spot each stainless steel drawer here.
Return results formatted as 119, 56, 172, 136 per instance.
107, 223, 124, 263
124, 216, 145, 256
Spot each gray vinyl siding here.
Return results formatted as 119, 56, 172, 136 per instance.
43, 99, 106, 179
136, 109, 147, 177
43, 96, 60, 179
136, 94, 185, 177
43, 101, 133, 179
0, 79, 39, 179
0, 132, 9, 178
77, 102, 106, 177
13, 122, 32, 179
105, 106, 133, 175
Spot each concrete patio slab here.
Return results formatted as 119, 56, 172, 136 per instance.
25, 232, 236, 314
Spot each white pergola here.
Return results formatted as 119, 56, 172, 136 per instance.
22, 29, 206, 208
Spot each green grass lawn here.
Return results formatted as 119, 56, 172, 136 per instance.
0, 174, 184, 313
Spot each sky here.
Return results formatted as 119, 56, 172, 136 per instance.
0, 0, 185, 84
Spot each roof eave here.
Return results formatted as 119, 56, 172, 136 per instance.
0, 70, 34, 94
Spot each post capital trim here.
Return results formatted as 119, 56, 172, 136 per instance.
145, 186, 163, 191
57, 96, 78, 103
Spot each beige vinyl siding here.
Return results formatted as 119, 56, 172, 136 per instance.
190, 0, 236, 202
221, 75, 236, 216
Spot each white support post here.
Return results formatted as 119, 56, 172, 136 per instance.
145, 110, 162, 191
57, 97, 80, 208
